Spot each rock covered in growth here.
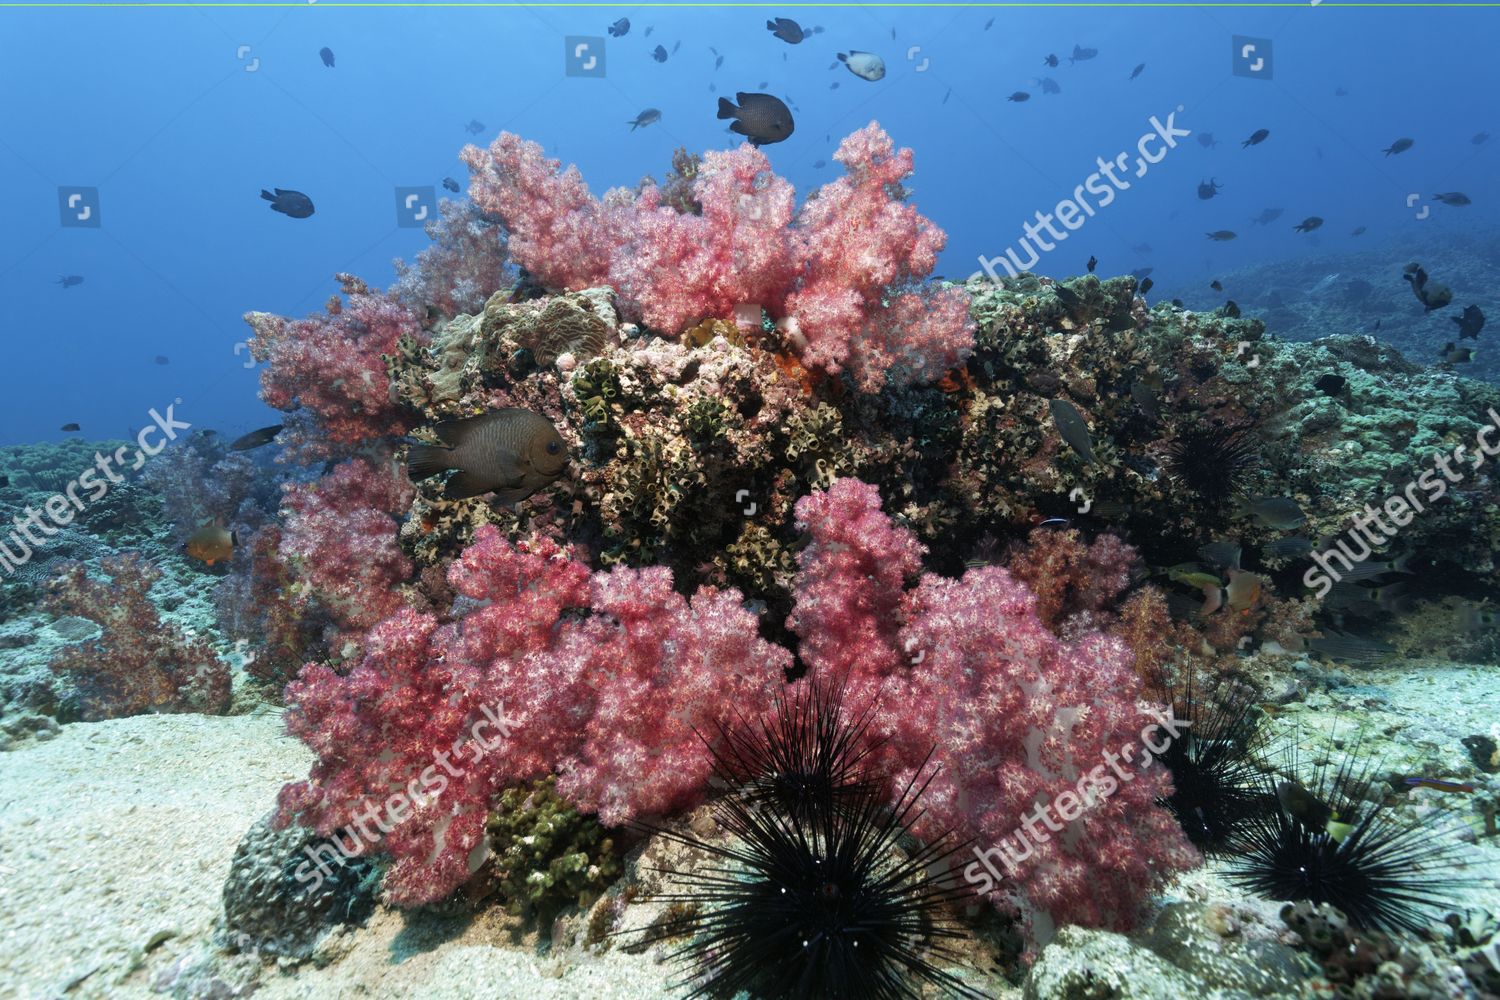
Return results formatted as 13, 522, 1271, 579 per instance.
219, 811, 377, 963
485, 775, 622, 924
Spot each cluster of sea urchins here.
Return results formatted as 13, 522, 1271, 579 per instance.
1152, 674, 1477, 935
638, 683, 988, 1000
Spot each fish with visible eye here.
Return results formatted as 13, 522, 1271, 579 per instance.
229, 424, 283, 452
183, 523, 237, 567
406, 408, 569, 502
1403, 777, 1474, 794
837, 50, 885, 81
717, 93, 794, 147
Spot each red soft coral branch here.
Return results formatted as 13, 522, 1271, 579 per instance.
245, 274, 424, 459
459, 123, 972, 390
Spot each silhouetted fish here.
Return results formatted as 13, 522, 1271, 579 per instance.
229, 424, 283, 451
1128, 62, 1145, 80
261, 188, 314, 219
1242, 128, 1269, 148
319, 46, 334, 68
1452, 305, 1485, 340
1383, 137, 1413, 156
607, 17, 629, 37
717, 92, 794, 146
442, 177, 460, 193
651, 45, 667, 63
1069, 44, 1098, 63
56, 275, 84, 289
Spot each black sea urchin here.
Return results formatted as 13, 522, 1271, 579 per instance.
1153, 675, 1273, 854
642, 686, 988, 999
1164, 422, 1257, 504
1222, 743, 1477, 934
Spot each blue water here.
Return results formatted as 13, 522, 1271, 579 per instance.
2, 4, 1495, 444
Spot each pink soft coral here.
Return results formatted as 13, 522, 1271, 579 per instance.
459, 123, 972, 390
788, 479, 1198, 933
276, 525, 788, 904
245, 274, 424, 459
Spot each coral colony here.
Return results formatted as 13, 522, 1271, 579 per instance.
31, 121, 1500, 996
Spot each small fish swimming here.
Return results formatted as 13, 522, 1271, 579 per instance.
838, 50, 886, 82
1007, 91, 1031, 103
1043, 53, 1059, 67
1069, 44, 1098, 64
1434, 192, 1471, 206
319, 46, 334, 68
1242, 128, 1270, 148
943, 87, 952, 104
1206, 230, 1237, 241
1225, 568, 1263, 614
717, 92, 794, 147
1277, 782, 1352, 842
607, 17, 629, 37
1128, 62, 1145, 81
644, 25, 653, 37
464, 119, 485, 135
1453, 305, 1485, 340
261, 188, 314, 219
1087, 255, 1097, 273
627, 108, 661, 130
154, 355, 169, 365
229, 424, 284, 451
1383, 137, 1414, 156
766, 17, 819, 44
1440, 342, 1474, 364
1306, 630, 1394, 664
1313, 373, 1347, 396
651, 45, 668, 63
1048, 399, 1096, 465
1197, 177, 1222, 200
1198, 540, 1242, 569
1403, 777, 1475, 794
184, 523, 237, 567
60, 423, 80, 432
984, 17, 995, 30
1263, 536, 1314, 559
56, 275, 84, 288
406, 408, 568, 502
1139, 277, 1154, 295
1210, 279, 1223, 291
1403, 262, 1453, 312
1350, 226, 1367, 236
813, 159, 826, 168
1293, 216, 1324, 233
1334, 86, 1349, 96
1223, 300, 1241, 318
1235, 496, 1305, 529
442, 177, 460, 193
1197, 132, 1218, 149
1473, 131, 1491, 146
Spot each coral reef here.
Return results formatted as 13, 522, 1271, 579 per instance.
219, 811, 378, 962
789, 478, 1200, 934
460, 123, 973, 390
485, 776, 621, 923
43, 553, 230, 720
392, 198, 513, 322
274, 524, 787, 905
245, 274, 425, 459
